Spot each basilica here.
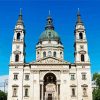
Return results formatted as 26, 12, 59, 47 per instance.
8, 9, 92, 100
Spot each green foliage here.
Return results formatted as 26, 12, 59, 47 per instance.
93, 89, 100, 100
92, 73, 100, 100
0, 90, 7, 100
92, 73, 99, 80
96, 74, 100, 88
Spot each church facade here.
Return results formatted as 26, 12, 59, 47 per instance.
8, 10, 92, 100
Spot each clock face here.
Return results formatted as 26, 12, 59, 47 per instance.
16, 45, 20, 49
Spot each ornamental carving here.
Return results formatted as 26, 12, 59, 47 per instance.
13, 50, 21, 54
61, 70, 69, 74
33, 57, 68, 64
33, 70, 39, 74
79, 50, 86, 54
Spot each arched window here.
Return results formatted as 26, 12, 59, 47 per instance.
53, 52, 56, 57
60, 52, 62, 55
81, 54, 85, 62
60, 52, 62, 57
15, 54, 19, 62
25, 88, 28, 97
37, 52, 39, 54
72, 88, 75, 96
79, 32, 83, 39
48, 51, 51, 56
49, 32, 51, 37
83, 88, 87, 96
17, 33, 20, 40
13, 88, 17, 96
43, 52, 46, 58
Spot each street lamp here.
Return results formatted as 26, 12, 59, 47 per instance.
4, 79, 8, 93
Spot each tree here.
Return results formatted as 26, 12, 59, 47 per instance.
92, 72, 99, 80
0, 90, 7, 100
92, 73, 100, 100
96, 74, 100, 88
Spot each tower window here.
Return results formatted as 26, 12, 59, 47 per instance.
81, 54, 85, 62
15, 54, 19, 62
60, 52, 62, 55
83, 88, 87, 96
79, 32, 83, 39
82, 74, 86, 80
17, 33, 20, 40
43, 52, 46, 58
72, 88, 75, 96
25, 75, 29, 80
13, 88, 17, 97
25, 88, 28, 97
60, 52, 62, 58
71, 74, 75, 80
14, 74, 18, 80
48, 20, 51, 24
53, 52, 56, 57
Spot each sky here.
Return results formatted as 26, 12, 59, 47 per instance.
0, 0, 100, 75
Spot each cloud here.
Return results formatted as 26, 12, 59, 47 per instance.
0, 75, 8, 83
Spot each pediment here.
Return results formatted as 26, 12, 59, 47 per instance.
31, 57, 69, 64
78, 50, 86, 54
13, 50, 21, 54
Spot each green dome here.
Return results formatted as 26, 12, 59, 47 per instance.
39, 15, 61, 42
39, 29, 60, 42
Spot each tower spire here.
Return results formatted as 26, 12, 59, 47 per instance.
45, 11, 54, 30
10, 8, 26, 64
77, 8, 82, 23
16, 8, 23, 25
20, 8, 22, 16
74, 9, 90, 63
49, 10, 51, 16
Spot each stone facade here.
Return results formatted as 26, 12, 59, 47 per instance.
8, 9, 92, 100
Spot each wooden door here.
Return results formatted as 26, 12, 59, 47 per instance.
48, 94, 52, 100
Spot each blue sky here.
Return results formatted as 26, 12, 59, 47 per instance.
0, 0, 100, 75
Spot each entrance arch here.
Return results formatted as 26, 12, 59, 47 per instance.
43, 73, 57, 100
44, 73, 56, 85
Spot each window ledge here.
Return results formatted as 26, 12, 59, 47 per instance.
24, 96, 29, 98
71, 95, 76, 97
13, 79, 18, 81
25, 79, 29, 81
82, 79, 87, 80
12, 96, 18, 97
83, 95, 88, 97
71, 79, 75, 81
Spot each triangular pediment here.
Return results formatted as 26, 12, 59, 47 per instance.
31, 57, 69, 64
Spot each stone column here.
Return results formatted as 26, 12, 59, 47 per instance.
45, 92, 47, 100
58, 84, 60, 100
57, 84, 58, 100
42, 84, 44, 100
33, 70, 40, 100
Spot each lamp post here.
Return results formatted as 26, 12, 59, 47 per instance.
4, 79, 8, 93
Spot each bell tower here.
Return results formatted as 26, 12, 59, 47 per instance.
74, 9, 90, 64
10, 9, 25, 64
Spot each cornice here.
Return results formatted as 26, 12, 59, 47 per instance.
75, 62, 90, 66
9, 63, 25, 66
